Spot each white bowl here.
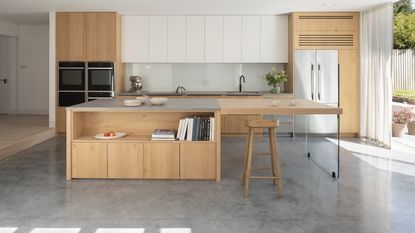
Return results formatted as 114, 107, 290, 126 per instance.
123, 99, 142, 107
135, 96, 148, 104
272, 100, 280, 107
148, 97, 168, 105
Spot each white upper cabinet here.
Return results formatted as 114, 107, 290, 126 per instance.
261, 16, 288, 63
149, 16, 168, 63
122, 16, 149, 63
186, 16, 205, 63
168, 16, 186, 63
121, 15, 288, 64
205, 16, 224, 63
242, 16, 261, 63
223, 16, 242, 63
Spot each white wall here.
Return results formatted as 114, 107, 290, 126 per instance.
16, 25, 49, 114
124, 63, 285, 92
0, 20, 19, 37
49, 12, 56, 127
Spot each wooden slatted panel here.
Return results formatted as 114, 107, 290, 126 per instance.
298, 16, 354, 20
298, 34, 354, 47
293, 12, 359, 31
293, 31, 359, 49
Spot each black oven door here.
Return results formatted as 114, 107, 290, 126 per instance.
58, 62, 85, 91
59, 92, 86, 107
88, 62, 114, 91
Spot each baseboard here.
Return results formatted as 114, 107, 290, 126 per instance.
15, 109, 48, 115
0, 129, 56, 161
49, 121, 56, 128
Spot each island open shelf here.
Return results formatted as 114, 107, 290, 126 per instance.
66, 98, 221, 181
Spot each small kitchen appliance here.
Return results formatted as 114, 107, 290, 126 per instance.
129, 76, 143, 93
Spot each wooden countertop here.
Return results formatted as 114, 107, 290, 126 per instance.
218, 99, 342, 115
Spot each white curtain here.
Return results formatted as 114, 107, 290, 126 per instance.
360, 3, 393, 148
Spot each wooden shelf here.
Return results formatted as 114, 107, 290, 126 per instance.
73, 135, 216, 143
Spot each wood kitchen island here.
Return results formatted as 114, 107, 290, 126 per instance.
66, 98, 342, 181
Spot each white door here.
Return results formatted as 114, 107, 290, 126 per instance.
168, 16, 186, 63
149, 16, 168, 63
0, 37, 9, 114
316, 50, 339, 104
186, 16, 205, 63
242, 16, 261, 63
224, 16, 242, 63
122, 16, 149, 63
205, 16, 223, 63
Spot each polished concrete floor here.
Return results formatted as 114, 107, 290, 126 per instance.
0, 136, 414, 233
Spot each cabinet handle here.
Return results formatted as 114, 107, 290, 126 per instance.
311, 64, 314, 100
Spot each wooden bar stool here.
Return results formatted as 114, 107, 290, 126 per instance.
242, 120, 282, 197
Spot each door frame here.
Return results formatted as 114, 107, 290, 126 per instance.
0, 36, 17, 114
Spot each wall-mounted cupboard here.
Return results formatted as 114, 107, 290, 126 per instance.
122, 15, 288, 63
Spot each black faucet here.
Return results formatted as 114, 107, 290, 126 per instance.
239, 75, 245, 92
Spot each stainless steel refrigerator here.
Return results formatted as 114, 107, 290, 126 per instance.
294, 50, 339, 134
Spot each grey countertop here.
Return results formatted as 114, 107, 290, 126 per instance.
119, 91, 263, 96
67, 98, 221, 112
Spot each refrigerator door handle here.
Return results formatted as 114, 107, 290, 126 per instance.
311, 64, 314, 100
318, 63, 321, 101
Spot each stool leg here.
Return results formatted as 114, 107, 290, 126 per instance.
244, 128, 255, 197
271, 128, 282, 194
242, 128, 252, 185
268, 128, 277, 185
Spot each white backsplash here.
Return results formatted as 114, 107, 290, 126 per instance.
123, 63, 285, 92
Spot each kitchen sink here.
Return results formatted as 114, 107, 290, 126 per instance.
225, 91, 261, 96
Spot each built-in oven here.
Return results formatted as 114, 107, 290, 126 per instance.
88, 62, 115, 91
58, 61, 86, 107
58, 62, 86, 91
58, 92, 86, 107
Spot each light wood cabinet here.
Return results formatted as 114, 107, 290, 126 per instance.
224, 114, 263, 134
56, 12, 86, 61
108, 142, 144, 179
72, 143, 107, 178
86, 13, 118, 61
292, 12, 359, 32
339, 50, 360, 134
144, 143, 179, 179
180, 143, 216, 179
149, 16, 168, 62
291, 12, 360, 50
168, 16, 186, 63
205, 16, 224, 63
56, 106, 66, 133
186, 16, 205, 63
56, 12, 121, 134
288, 12, 360, 136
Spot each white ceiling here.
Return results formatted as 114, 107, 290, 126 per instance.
0, 0, 392, 25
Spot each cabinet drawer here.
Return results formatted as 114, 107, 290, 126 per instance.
144, 143, 179, 179
108, 143, 144, 179
180, 143, 216, 179
72, 143, 107, 178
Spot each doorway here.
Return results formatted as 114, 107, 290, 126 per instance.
0, 36, 10, 114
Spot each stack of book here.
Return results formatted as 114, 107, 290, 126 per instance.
177, 116, 215, 141
151, 129, 176, 141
